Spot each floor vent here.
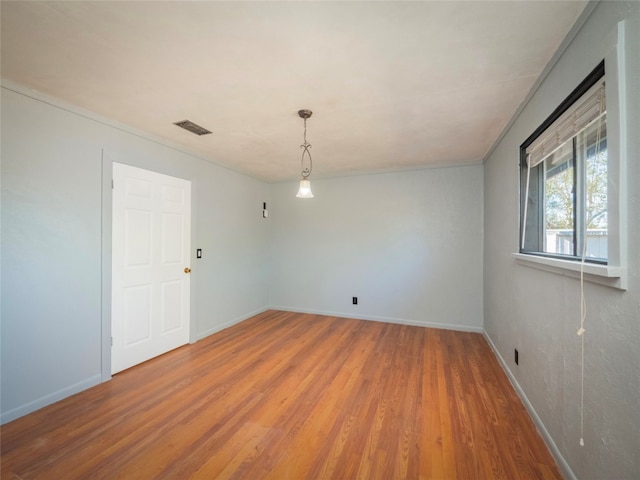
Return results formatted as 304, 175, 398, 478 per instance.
174, 120, 212, 136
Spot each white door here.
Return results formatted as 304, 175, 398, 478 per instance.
111, 162, 191, 374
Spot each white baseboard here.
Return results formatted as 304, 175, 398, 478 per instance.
482, 332, 577, 480
2, 308, 270, 425
193, 306, 270, 342
269, 305, 484, 333
1, 374, 102, 425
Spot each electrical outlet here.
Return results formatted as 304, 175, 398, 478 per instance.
515, 348, 519, 365
352, 297, 358, 305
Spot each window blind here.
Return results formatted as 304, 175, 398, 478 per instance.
526, 80, 606, 168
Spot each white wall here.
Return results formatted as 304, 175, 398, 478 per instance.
269, 166, 484, 330
1, 86, 270, 423
483, 2, 640, 479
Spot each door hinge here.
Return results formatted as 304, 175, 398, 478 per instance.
111, 336, 113, 347
112, 179, 114, 189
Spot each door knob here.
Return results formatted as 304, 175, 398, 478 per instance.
184, 267, 191, 273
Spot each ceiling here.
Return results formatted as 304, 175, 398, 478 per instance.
1, 1, 587, 182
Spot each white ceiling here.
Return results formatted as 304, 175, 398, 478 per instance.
1, 1, 587, 182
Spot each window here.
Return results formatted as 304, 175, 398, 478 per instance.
520, 61, 607, 264
515, 21, 628, 290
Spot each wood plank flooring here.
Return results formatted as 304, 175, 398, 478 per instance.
1, 310, 562, 479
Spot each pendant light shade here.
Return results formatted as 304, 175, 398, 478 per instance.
296, 109, 314, 199
296, 179, 314, 198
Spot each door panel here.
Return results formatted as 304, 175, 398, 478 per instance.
160, 280, 183, 333
123, 285, 152, 345
161, 213, 183, 264
125, 209, 152, 266
112, 162, 191, 374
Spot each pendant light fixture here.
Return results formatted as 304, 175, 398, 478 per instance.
296, 109, 314, 198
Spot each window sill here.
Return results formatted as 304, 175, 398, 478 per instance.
512, 253, 627, 290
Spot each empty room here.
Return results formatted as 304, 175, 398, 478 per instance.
1, 1, 638, 479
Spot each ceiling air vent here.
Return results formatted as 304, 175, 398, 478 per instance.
173, 120, 212, 136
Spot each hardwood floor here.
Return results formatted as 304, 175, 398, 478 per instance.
1, 311, 562, 479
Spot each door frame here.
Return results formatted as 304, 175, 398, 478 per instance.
100, 149, 197, 382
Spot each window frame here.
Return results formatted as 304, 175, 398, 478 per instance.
514, 20, 628, 290
519, 61, 606, 264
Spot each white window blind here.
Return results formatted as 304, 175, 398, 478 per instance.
526, 80, 606, 168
